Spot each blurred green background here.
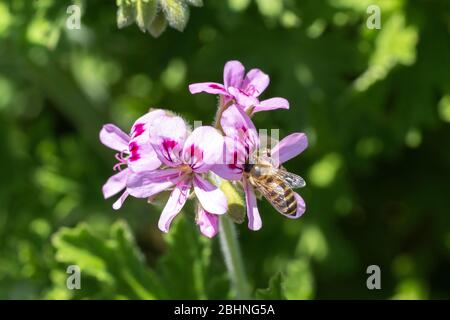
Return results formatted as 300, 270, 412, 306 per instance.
1, 0, 450, 299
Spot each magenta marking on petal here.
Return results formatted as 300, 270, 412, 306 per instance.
129, 154, 140, 161
245, 145, 250, 157
163, 139, 177, 150
209, 84, 225, 91
162, 139, 177, 162
128, 141, 140, 162
132, 123, 145, 138
228, 164, 242, 171
238, 88, 249, 96
229, 151, 243, 170
245, 84, 259, 96
129, 142, 138, 152
185, 144, 204, 170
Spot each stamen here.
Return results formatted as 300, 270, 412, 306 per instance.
179, 164, 193, 173
113, 151, 129, 171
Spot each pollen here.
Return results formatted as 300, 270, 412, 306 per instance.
179, 164, 193, 173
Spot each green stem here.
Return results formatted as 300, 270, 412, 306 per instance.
213, 96, 251, 299
219, 215, 252, 299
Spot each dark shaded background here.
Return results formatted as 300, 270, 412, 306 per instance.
1, 0, 450, 299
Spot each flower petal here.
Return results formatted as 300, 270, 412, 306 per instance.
158, 178, 191, 233
243, 179, 262, 230
280, 192, 306, 219
150, 116, 187, 167
127, 169, 183, 198
128, 110, 168, 172
193, 175, 228, 215
228, 87, 259, 109
127, 140, 162, 173
221, 104, 259, 153
210, 136, 244, 180
253, 97, 290, 113
182, 126, 224, 172
189, 82, 228, 95
271, 132, 308, 166
99, 124, 130, 152
211, 164, 242, 181
196, 206, 219, 238
130, 109, 167, 139
223, 60, 245, 89
224, 135, 246, 164
112, 190, 129, 210
242, 68, 270, 97
102, 168, 129, 199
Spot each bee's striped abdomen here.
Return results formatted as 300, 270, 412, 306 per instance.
259, 176, 297, 216
284, 190, 297, 216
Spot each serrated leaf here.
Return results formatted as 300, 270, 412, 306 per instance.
256, 259, 314, 300
156, 215, 213, 299
160, 0, 190, 32
117, 0, 136, 29
116, 0, 201, 35
52, 220, 166, 299
255, 272, 286, 300
147, 11, 168, 37
52, 223, 114, 284
186, 0, 203, 7
135, 0, 158, 33
354, 13, 418, 91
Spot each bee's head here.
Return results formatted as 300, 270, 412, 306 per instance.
243, 163, 254, 173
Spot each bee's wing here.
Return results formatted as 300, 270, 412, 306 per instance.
250, 177, 291, 215
275, 168, 306, 189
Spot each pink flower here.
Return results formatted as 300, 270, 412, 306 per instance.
214, 104, 308, 230
189, 60, 289, 114
196, 206, 219, 238
126, 116, 228, 237
99, 109, 167, 209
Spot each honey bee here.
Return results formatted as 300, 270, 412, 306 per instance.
243, 153, 306, 216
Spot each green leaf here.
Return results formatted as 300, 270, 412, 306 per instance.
51, 215, 227, 299
117, 0, 136, 29
185, 0, 203, 7
115, 0, 201, 36
52, 220, 166, 299
354, 14, 418, 91
160, 0, 190, 32
147, 11, 168, 37
135, 0, 158, 33
255, 272, 286, 300
156, 215, 213, 299
256, 259, 314, 300
52, 223, 114, 284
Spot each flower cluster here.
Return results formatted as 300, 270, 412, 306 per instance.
100, 60, 308, 238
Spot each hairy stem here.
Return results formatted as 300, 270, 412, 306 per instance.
219, 215, 252, 299
212, 96, 251, 299
214, 96, 234, 132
